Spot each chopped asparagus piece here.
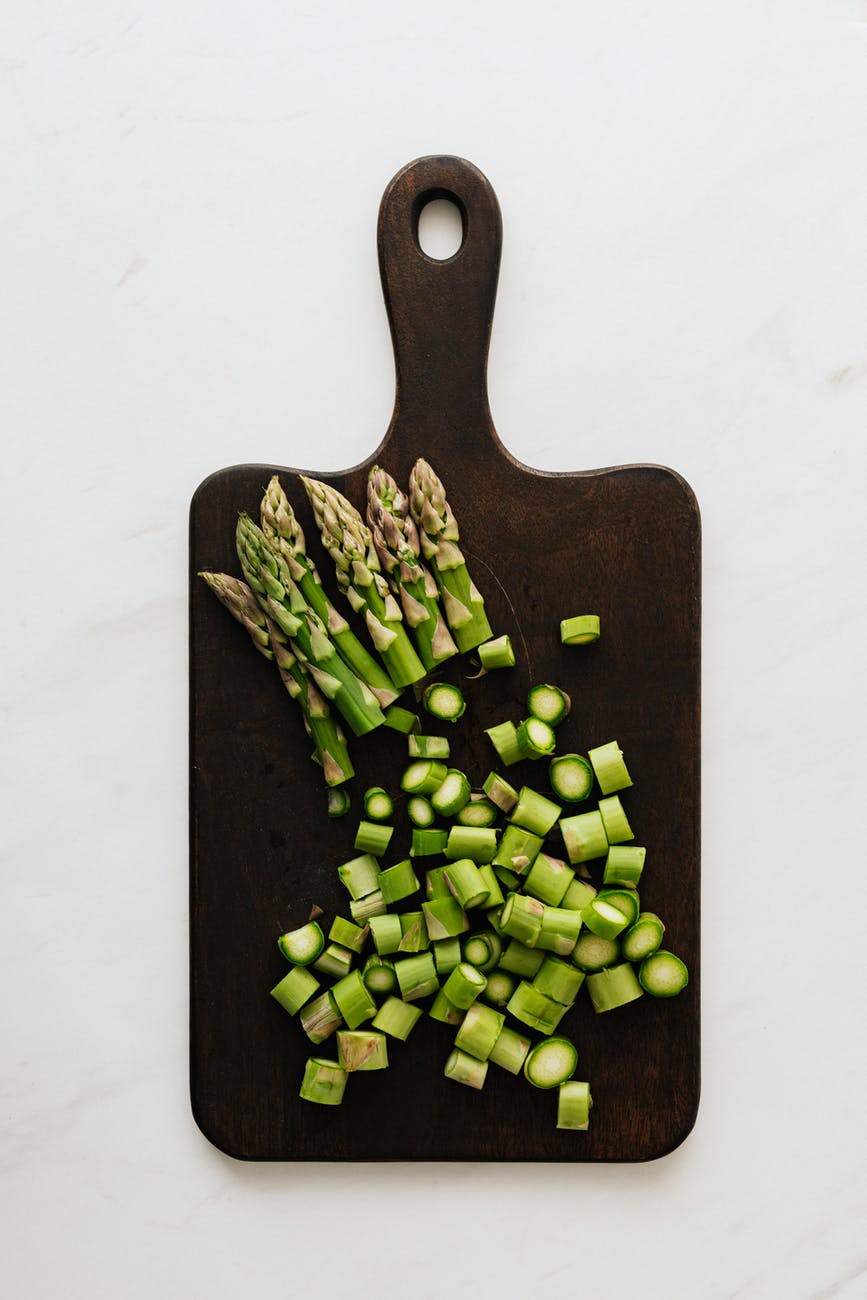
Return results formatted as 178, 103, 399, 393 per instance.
560, 614, 600, 645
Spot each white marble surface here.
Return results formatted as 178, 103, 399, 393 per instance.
3, 2, 866, 1297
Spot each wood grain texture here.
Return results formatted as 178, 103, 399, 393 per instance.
190, 156, 700, 1161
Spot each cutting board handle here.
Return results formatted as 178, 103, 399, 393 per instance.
377, 155, 502, 461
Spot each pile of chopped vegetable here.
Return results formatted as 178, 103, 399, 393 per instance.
200, 458, 688, 1131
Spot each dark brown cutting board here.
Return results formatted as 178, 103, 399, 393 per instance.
190, 155, 700, 1162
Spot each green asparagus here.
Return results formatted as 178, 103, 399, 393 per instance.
301, 476, 426, 688
261, 475, 400, 706
366, 465, 458, 672
408, 458, 492, 652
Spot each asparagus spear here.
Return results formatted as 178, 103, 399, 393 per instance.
198, 571, 274, 660
198, 572, 354, 785
236, 513, 386, 738
366, 465, 458, 672
260, 476, 399, 707
408, 459, 492, 652
300, 476, 426, 689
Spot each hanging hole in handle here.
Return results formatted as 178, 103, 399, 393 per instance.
415, 190, 466, 262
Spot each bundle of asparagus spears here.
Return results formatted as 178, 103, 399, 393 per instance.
199, 460, 493, 792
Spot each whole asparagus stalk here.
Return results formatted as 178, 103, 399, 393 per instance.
198, 572, 354, 785
300, 476, 426, 689
236, 513, 386, 738
407, 459, 492, 652
260, 476, 399, 708
366, 465, 458, 672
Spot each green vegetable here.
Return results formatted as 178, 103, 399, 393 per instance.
410, 828, 449, 857
444, 1048, 488, 1089
585, 963, 644, 1013
401, 758, 448, 795
354, 820, 394, 856
582, 897, 630, 941
549, 754, 594, 803
587, 740, 632, 794
454, 1003, 505, 1060
443, 962, 487, 1009
367, 464, 459, 671
369, 914, 403, 955
330, 970, 377, 1028
408, 734, 450, 759
338, 853, 380, 901
524, 1037, 578, 1089
408, 458, 492, 651
301, 475, 426, 688
526, 684, 571, 726
523, 853, 574, 906
372, 996, 423, 1040
560, 809, 608, 864
278, 921, 325, 966
456, 798, 499, 828
443, 859, 491, 910
236, 513, 386, 740
327, 787, 351, 818
376, 859, 420, 905
382, 704, 421, 733
484, 721, 523, 766
407, 795, 435, 827
598, 795, 633, 844
532, 956, 585, 1005
482, 771, 519, 813
596, 888, 640, 929
299, 1057, 348, 1105
337, 1030, 389, 1071
444, 826, 498, 863
270, 966, 320, 1016
260, 475, 399, 705
394, 952, 439, 1001
423, 682, 466, 723
299, 991, 342, 1044
397, 910, 429, 953
482, 970, 517, 1008
560, 614, 600, 645
516, 716, 556, 760
603, 846, 646, 888
510, 786, 562, 837
363, 786, 395, 821
639, 950, 688, 997
621, 912, 665, 962
493, 825, 543, 874
570, 931, 620, 973
431, 768, 472, 817
361, 956, 397, 997
312, 943, 354, 979
557, 1081, 592, 1129
477, 635, 516, 670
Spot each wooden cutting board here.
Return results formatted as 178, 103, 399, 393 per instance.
189, 155, 700, 1161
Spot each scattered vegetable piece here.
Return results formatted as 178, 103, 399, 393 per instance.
524, 1036, 578, 1089
588, 740, 633, 794
477, 634, 516, 670
526, 684, 571, 726
638, 950, 688, 997
557, 1081, 592, 1129
423, 682, 467, 723
549, 753, 594, 803
278, 922, 325, 966
560, 614, 600, 645
299, 1057, 348, 1105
